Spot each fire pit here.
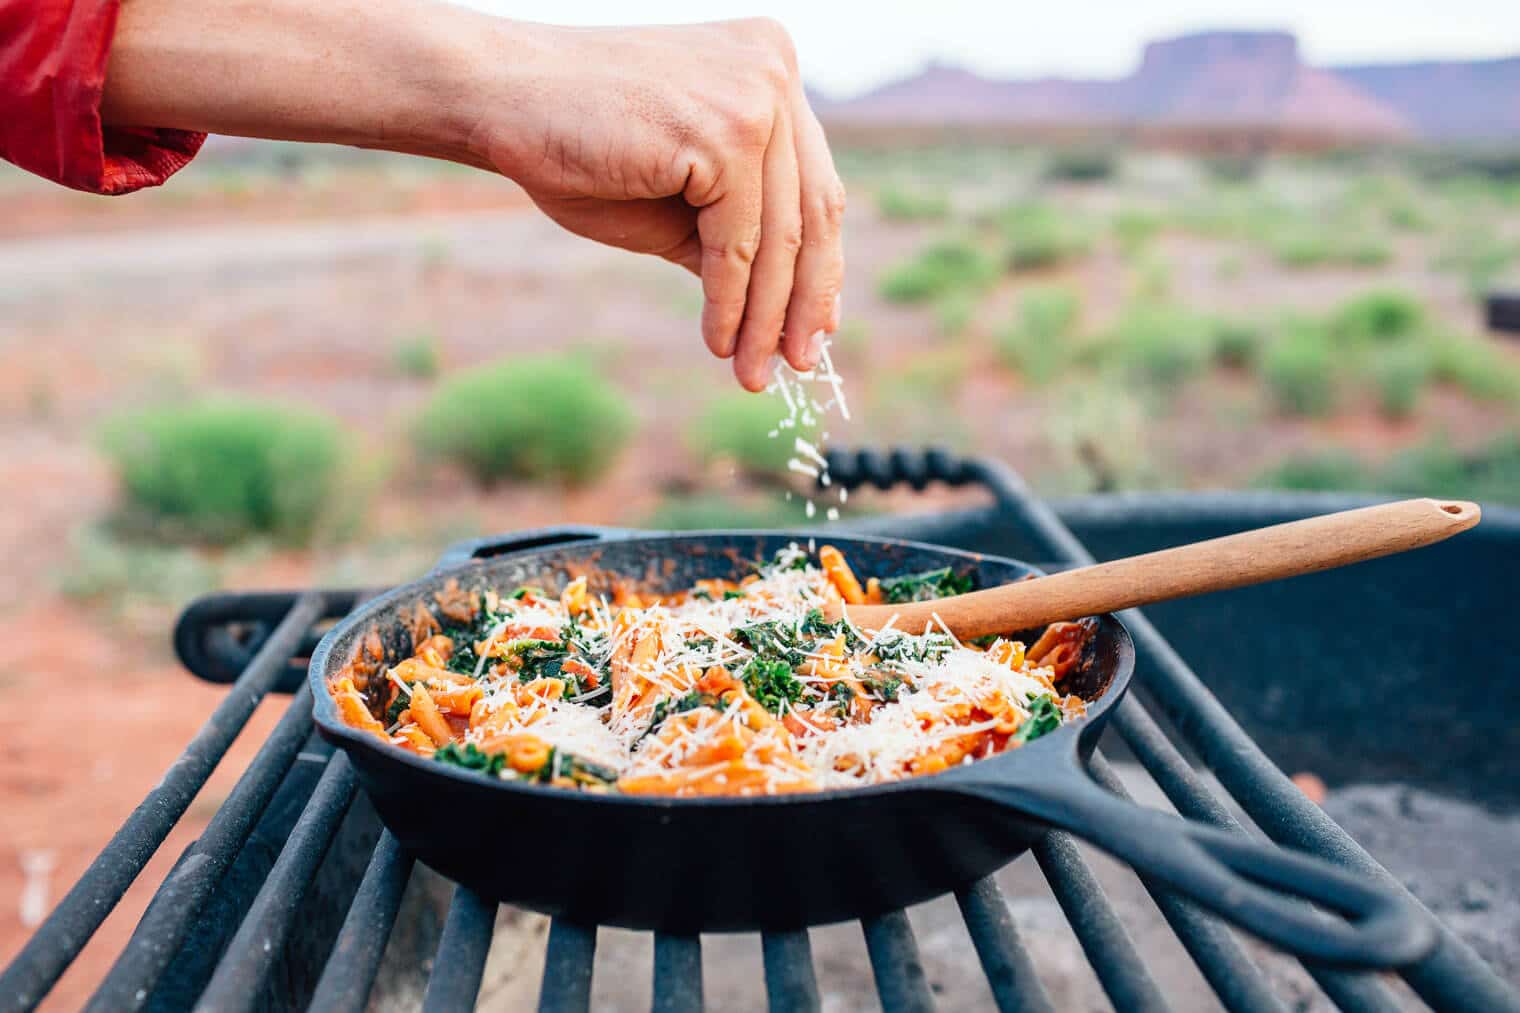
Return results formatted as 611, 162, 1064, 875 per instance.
3, 448, 1515, 1012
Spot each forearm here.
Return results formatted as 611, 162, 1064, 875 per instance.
101, 0, 499, 169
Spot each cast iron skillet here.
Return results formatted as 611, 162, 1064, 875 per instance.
307, 526, 1435, 968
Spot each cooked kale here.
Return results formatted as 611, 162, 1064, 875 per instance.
683, 636, 717, 652
860, 676, 905, 703
828, 681, 855, 715
434, 742, 506, 776
878, 566, 974, 604
740, 657, 804, 715
1013, 695, 1062, 744
384, 683, 412, 725
723, 589, 748, 600
733, 620, 806, 666
871, 630, 954, 664
639, 690, 717, 744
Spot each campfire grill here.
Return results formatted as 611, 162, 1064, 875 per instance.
3, 449, 1517, 1013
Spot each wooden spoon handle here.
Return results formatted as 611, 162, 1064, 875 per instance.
840, 498, 1481, 639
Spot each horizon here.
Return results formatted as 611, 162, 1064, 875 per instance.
456, 1, 1520, 99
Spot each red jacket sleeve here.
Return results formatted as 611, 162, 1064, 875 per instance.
1, 0, 204, 194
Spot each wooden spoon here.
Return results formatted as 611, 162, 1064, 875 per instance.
830, 498, 1481, 639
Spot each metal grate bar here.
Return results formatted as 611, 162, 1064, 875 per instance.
1109, 690, 1400, 1013
1085, 754, 1285, 1013
861, 910, 935, 1013
537, 921, 597, 1013
760, 930, 820, 1013
651, 934, 703, 1013
0, 592, 325, 1013
969, 455, 1516, 1013
193, 753, 357, 1013
307, 831, 415, 1013
1032, 831, 1170, 1013
1126, 613, 1519, 1013
954, 876, 1055, 1013
421, 887, 498, 1013
87, 683, 317, 1012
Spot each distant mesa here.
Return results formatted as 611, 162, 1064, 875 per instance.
821, 30, 1517, 143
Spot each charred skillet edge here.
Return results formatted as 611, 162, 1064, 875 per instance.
306, 529, 1132, 808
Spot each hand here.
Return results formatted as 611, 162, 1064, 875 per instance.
100, 2, 844, 391
469, 19, 846, 391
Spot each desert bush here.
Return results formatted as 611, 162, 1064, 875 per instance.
1043, 148, 1117, 182
1211, 319, 1264, 368
1261, 323, 1337, 416
997, 286, 1080, 382
1268, 224, 1392, 269
1432, 228, 1516, 298
1111, 209, 1163, 254
1263, 434, 1520, 505
690, 392, 817, 475
876, 183, 951, 222
100, 399, 347, 543
934, 290, 978, 338
1200, 155, 1262, 182
392, 331, 441, 379
999, 203, 1093, 271
414, 355, 632, 485
57, 524, 221, 603
1380, 434, 1520, 504
1253, 450, 1370, 492
878, 236, 998, 303
1428, 332, 1520, 402
1368, 342, 1432, 419
1329, 290, 1425, 344
1101, 305, 1216, 387
642, 493, 805, 530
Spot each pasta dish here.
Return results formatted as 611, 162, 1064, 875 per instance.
329, 544, 1088, 796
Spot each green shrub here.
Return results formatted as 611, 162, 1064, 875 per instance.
1262, 323, 1337, 416
1043, 148, 1117, 182
1253, 450, 1370, 492
1257, 434, 1520, 505
57, 524, 221, 603
1102, 305, 1216, 386
1432, 229, 1515, 298
933, 290, 978, 338
876, 183, 951, 222
999, 204, 1092, 271
997, 286, 1080, 382
392, 331, 441, 379
1330, 291, 1425, 344
642, 493, 806, 530
1112, 210, 1163, 254
1211, 319, 1264, 368
1380, 434, 1520, 505
414, 355, 632, 485
1200, 155, 1261, 182
1428, 332, 1520, 401
1368, 343, 1432, 419
690, 392, 817, 475
1267, 224, 1392, 270
878, 237, 997, 303
100, 400, 347, 543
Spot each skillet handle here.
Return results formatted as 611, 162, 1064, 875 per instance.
949, 769, 1435, 968
433, 525, 634, 570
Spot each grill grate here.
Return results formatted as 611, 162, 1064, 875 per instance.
3, 449, 1516, 1013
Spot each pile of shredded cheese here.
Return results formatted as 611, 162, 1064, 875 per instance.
330, 543, 1087, 796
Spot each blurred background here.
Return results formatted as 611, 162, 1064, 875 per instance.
3, 3, 1518, 1005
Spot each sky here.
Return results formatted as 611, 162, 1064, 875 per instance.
458, 1, 1520, 98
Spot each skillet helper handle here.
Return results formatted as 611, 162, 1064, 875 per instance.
845, 497, 1480, 638
433, 525, 633, 570
952, 772, 1436, 968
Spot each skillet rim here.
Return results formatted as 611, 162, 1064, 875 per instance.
306, 529, 1133, 809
